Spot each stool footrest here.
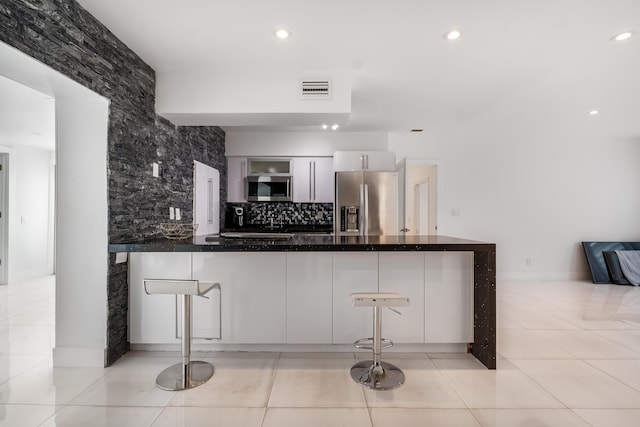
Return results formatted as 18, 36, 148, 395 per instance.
354, 337, 393, 350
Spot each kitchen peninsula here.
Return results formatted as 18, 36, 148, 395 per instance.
109, 234, 496, 369
111, 234, 496, 369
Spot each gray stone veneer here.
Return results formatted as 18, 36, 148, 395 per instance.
1, 0, 226, 365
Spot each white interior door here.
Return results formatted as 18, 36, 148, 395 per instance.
415, 180, 429, 235
0, 153, 6, 284
193, 160, 220, 236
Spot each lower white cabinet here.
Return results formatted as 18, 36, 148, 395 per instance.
425, 252, 473, 343
129, 252, 220, 344
129, 251, 473, 347
332, 252, 379, 344
379, 252, 425, 343
286, 252, 332, 343
192, 252, 287, 343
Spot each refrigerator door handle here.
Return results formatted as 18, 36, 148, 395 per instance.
362, 183, 369, 236
359, 183, 365, 235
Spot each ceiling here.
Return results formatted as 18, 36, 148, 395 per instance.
73, 0, 640, 135
0, 75, 55, 151
4, 0, 639, 140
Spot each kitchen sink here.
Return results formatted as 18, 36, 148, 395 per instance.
220, 232, 295, 240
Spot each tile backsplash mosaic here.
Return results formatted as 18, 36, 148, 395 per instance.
226, 202, 333, 228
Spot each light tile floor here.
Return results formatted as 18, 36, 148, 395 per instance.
1, 276, 640, 426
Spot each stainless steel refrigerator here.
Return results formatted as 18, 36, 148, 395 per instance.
334, 171, 400, 236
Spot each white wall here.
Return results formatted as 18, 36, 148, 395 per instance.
389, 80, 640, 280
1, 41, 110, 367
9, 145, 55, 282
226, 131, 388, 157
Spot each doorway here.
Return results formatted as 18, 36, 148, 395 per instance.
1, 40, 110, 367
403, 161, 438, 235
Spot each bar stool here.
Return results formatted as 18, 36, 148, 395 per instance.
350, 293, 410, 391
143, 279, 220, 391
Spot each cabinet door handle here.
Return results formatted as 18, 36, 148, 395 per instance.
312, 161, 316, 201
207, 178, 214, 224
309, 161, 312, 202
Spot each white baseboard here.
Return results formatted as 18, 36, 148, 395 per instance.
52, 346, 106, 368
11, 269, 54, 284
130, 343, 468, 354
497, 271, 591, 281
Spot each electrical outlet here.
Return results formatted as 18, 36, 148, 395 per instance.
169, 207, 175, 220
175, 208, 181, 221
526, 258, 532, 266
152, 162, 159, 178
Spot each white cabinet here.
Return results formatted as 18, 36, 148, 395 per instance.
192, 252, 286, 343
332, 252, 379, 344
292, 157, 334, 203
286, 253, 333, 343
129, 253, 220, 343
333, 151, 396, 172
130, 251, 474, 348
379, 252, 425, 343
193, 160, 220, 236
425, 252, 473, 343
226, 157, 247, 202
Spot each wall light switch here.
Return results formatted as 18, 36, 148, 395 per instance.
115, 252, 128, 264
152, 162, 159, 178
169, 207, 175, 220
175, 208, 181, 221
452, 208, 460, 217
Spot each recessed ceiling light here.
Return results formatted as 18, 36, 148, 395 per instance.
322, 124, 328, 130
275, 29, 290, 39
444, 30, 461, 41
612, 31, 633, 41
331, 124, 339, 130
589, 110, 599, 115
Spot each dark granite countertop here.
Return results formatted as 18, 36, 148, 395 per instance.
109, 234, 495, 253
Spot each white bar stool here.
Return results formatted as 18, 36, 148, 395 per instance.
350, 293, 410, 390
143, 279, 220, 391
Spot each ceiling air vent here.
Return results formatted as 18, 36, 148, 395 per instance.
300, 80, 331, 99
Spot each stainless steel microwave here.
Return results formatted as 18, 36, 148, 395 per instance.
246, 175, 292, 202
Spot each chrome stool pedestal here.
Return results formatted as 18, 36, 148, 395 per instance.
143, 279, 220, 391
350, 293, 410, 391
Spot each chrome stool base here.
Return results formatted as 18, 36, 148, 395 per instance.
156, 361, 214, 391
350, 360, 405, 390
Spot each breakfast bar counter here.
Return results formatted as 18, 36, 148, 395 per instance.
110, 235, 496, 369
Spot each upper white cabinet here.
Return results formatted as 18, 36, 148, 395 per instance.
227, 157, 247, 203
333, 151, 396, 172
292, 157, 334, 203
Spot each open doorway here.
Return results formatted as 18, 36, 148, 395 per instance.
401, 160, 438, 236
0, 75, 56, 285
1, 41, 110, 368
